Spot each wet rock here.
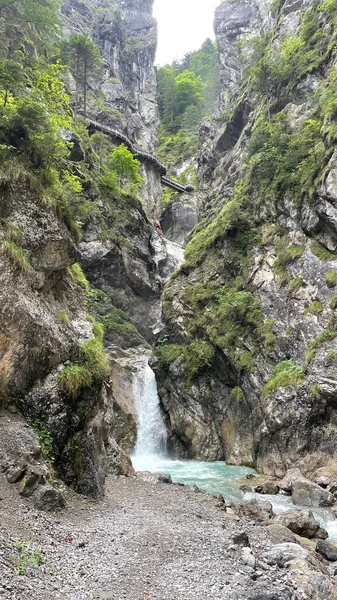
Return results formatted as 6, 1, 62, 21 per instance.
231, 498, 273, 521
254, 482, 279, 495
157, 473, 172, 484
316, 540, 337, 562
292, 479, 334, 508
274, 509, 328, 539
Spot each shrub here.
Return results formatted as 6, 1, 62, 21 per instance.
1, 240, 30, 272
325, 271, 337, 288
263, 360, 304, 396
98, 309, 135, 333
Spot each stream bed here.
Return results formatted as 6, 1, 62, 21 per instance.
131, 454, 337, 540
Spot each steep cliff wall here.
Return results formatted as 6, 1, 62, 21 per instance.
158, 0, 337, 479
62, 0, 162, 215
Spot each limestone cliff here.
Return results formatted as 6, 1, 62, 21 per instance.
62, 0, 162, 215
157, 0, 337, 479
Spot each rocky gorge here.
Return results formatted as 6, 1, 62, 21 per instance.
1, 0, 337, 598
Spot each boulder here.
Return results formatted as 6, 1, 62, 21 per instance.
231, 498, 273, 521
274, 509, 328, 539
316, 540, 337, 562
254, 481, 279, 495
261, 543, 310, 568
32, 483, 65, 512
292, 479, 333, 508
266, 523, 298, 545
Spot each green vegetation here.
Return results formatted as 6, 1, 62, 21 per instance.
311, 244, 336, 261
305, 328, 337, 364
310, 384, 321, 399
308, 300, 323, 315
10, 541, 51, 576
97, 309, 135, 333
68, 263, 90, 291
263, 360, 304, 397
325, 271, 337, 287
289, 277, 304, 293
57, 311, 70, 326
230, 387, 244, 401
58, 364, 93, 399
330, 295, 337, 309
79, 338, 109, 380
31, 419, 54, 461
155, 341, 215, 386
273, 240, 305, 285
1, 240, 30, 272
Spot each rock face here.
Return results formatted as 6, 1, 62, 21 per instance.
292, 479, 334, 508
62, 0, 162, 215
158, 0, 337, 478
160, 196, 198, 245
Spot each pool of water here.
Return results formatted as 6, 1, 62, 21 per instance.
131, 454, 256, 502
132, 454, 337, 540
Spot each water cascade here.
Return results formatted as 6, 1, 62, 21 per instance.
131, 360, 167, 470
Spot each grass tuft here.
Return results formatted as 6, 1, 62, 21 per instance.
263, 360, 304, 397
1, 240, 30, 272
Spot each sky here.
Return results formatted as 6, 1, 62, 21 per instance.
153, 0, 221, 66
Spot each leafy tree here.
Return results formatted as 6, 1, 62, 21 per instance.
63, 34, 103, 117
175, 71, 203, 115
0, 58, 25, 106
108, 144, 144, 190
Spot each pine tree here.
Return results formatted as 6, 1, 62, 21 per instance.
64, 35, 103, 117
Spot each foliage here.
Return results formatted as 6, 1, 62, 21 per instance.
61, 34, 103, 117
305, 329, 337, 364
325, 271, 337, 288
79, 338, 109, 380
58, 364, 93, 399
57, 311, 70, 326
155, 341, 215, 386
330, 295, 337, 309
263, 360, 304, 397
1, 239, 30, 272
311, 244, 336, 261
10, 541, 52, 576
308, 300, 323, 315
289, 276, 304, 293
68, 263, 90, 291
97, 309, 135, 333
31, 419, 54, 461
231, 387, 244, 401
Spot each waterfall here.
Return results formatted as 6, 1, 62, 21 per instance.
132, 360, 167, 467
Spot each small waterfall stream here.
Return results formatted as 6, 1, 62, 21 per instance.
131, 360, 167, 469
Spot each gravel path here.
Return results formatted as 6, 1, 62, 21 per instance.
0, 473, 311, 599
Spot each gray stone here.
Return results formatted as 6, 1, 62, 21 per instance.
292, 479, 334, 508
32, 483, 65, 512
274, 509, 328, 539
231, 498, 273, 522
316, 540, 337, 562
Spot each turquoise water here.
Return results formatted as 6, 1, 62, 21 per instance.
131, 455, 256, 502
132, 454, 337, 540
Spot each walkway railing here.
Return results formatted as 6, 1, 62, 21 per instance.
87, 118, 194, 194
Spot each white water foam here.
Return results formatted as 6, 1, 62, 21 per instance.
131, 361, 167, 467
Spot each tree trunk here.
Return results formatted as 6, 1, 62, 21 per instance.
83, 53, 87, 118
75, 48, 80, 116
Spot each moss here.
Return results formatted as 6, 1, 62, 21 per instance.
310, 384, 321, 399
263, 360, 304, 397
328, 350, 337, 360
68, 263, 90, 291
274, 243, 305, 285
57, 365, 93, 398
330, 295, 337, 309
308, 300, 323, 315
57, 311, 69, 326
93, 322, 104, 341
231, 387, 244, 401
305, 329, 337, 364
325, 271, 337, 288
289, 277, 304, 293
1, 240, 30, 273
155, 344, 184, 365
311, 244, 336, 262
